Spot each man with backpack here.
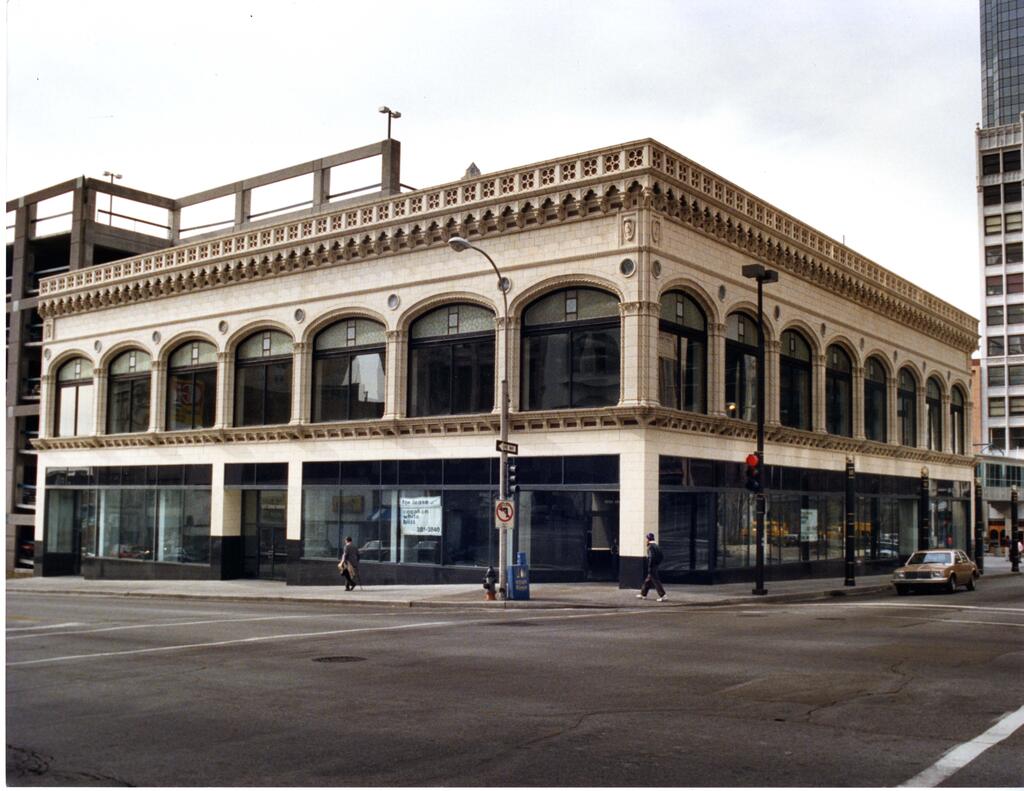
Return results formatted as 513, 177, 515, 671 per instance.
637, 532, 668, 601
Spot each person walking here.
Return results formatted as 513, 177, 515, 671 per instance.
339, 536, 360, 591
637, 532, 667, 601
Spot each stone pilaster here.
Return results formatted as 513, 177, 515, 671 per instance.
290, 342, 309, 424
852, 366, 866, 440
384, 330, 405, 419
812, 354, 826, 433
39, 374, 53, 438
916, 386, 928, 450
91, 367, 106, 436
766, 339, 781, 426
150, 360, 166, 433
619, 300, 660, 407
216, 352, 232, 429
941, 393, 952, 453
709, 323, 726, 416
887, 377, 899, 445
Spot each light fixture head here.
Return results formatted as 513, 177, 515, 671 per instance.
378, 106, 390, 114
448, 236, 472, 253
378, 106, 400, 118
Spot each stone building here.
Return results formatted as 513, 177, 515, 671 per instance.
32, 138, 978, 587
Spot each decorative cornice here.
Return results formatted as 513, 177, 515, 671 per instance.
36, 139, 977, 354
32, 407, 974, 469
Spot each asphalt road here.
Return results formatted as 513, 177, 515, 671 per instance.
6, 580, 1024, 787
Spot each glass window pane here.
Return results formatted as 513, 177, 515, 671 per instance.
237, 330, 293, 359
107, 379, 133, 434
523, 332, 570, 410
408, 344, 452, 416
57, 386, 77, 437
75, 384, 93, 436
658, 331, 680, 408
109, 350, 151, 375
315, 319, 385, 350
442, 490, 492, 567
234, 365, 266, 426
169, 341, 216, 368
264, 361, 293, 425
451, 340, 494, 414
571, 328, 620, 408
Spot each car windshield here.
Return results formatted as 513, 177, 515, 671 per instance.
907, 552, 951, 565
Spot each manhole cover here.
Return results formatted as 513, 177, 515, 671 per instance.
313, 656, 366, 663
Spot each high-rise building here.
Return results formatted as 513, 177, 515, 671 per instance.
977, 0, 1024, 550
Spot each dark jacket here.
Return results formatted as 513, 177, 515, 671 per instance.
647, 541, 663, 568
341, 543, 360, 570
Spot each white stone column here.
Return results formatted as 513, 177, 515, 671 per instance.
39, 374, 53, 438
916, 386, 928, 450
618, 432, 660, 577
941, 394, 952, 453
287, 461, 303, 541
150, 360, 165, 432
766, 339, 781, 426
216, 351, 232, 429
383, 329, 405, 419
709, 323, 726, 416
812, 354, 826, 432
887, 377, 899, 445
619, 301, 659, 407
91, 367, 105, 436
504, 316, 522, 413
290, 341, 309, 424
852, 366, 865, 440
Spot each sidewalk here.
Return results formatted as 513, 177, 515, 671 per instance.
6, 556, 1017, 610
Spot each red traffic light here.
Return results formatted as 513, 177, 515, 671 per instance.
745, 453, 759, 468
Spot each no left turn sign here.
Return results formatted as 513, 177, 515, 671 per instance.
495, 499, 515, 528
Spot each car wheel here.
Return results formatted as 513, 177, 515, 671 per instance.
896, 585, 910, 596
967, 574, 976, 592
947, 574, 957, 593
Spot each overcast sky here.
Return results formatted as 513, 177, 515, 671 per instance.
6, 0, 982, 317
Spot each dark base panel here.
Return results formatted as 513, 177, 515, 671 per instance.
81, 557, 219, 581
38, 552, 77, 576
660, 557, 901, 585
618, 555, 645, 589
212, 536, 244, 580
288, 560, 597, 586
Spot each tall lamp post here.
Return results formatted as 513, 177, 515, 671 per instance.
1012, 485, 1021, 573
378, 106, 401, 140
103, 171, 121, 225
742, 263, 778, 596
448, 236, 512, 596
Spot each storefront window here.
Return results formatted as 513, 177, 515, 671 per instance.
657, 291, 707, 413
521, 288, 620, 410
107, 350, 151, 434
408, 304, 494, 417
313, 319, 386, 422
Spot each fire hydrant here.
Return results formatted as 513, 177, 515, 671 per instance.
483, 566, 497, 601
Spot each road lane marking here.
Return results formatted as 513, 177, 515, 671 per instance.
5, 609, 638, 667
900, 703, 1024, 787
5, 622, 84, 633
880, 616, 1024, 628
794, 602, 1024, 614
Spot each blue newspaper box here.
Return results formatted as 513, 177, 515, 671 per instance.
507, 551, 530, 600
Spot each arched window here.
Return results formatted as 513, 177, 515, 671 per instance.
950, 386, 966, 454
926, 377, 943, 451
313, 319, 386, 422
725, 313, 759, 421
235, 330, 293, 426
658, 291, 706, 413
825, 345, 852, 437
779, 329, 812, 430
408, 304, 494, 417
898, 368, 918, 447
864, 356, 887, 442
167, 340, 217, 430
55, 357, 94, 437
107, 350, 151, 434
521, 287, 620, 410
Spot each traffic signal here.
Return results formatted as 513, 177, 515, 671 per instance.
744, 453, 762, 493
507, 459, 519, 496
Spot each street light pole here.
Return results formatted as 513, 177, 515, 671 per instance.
378, 106, 401, 140
1012, 485, 1021, 573
448, 236, 511, 597
742, 263, 778, 596
103, 171, 122, 225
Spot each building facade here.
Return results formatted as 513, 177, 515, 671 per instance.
32, 139, 978, 587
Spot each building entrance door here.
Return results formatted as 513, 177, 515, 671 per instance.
242, 490, 287, 580
585, 492, 619, 581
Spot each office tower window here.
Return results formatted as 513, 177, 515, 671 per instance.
1008, 242, 1024, 264
985, 184, 1003, 206
234, 330, 294, 427
990, 427, 1006, 450
990, 397, 1006, 417
1009, 273, 1024, 293
167, 341, 217, 430
825, 344, 853, 437
990, 336, 1006, 356
409, 303, 495, 417
986, 215, 1003, 234
983, 154, 1001, 175
107, 350, 151, 434
1007, 213, 1023, 233
1012, 396, 1024, 415
988, 275, 1004, 295
1010, 427, 1024, 449
987, 245, 1004, 266
1004, 150, 1022, 172
990, 365, 1007, 386
312, 319, 386, 422
1010, 364, 1024, 385
988, 305, 1005, 326
863, 356, 887, 443
1010, 335, 1024, 355
1007, 300, 1023, 323
1006, 182, 1023, 203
